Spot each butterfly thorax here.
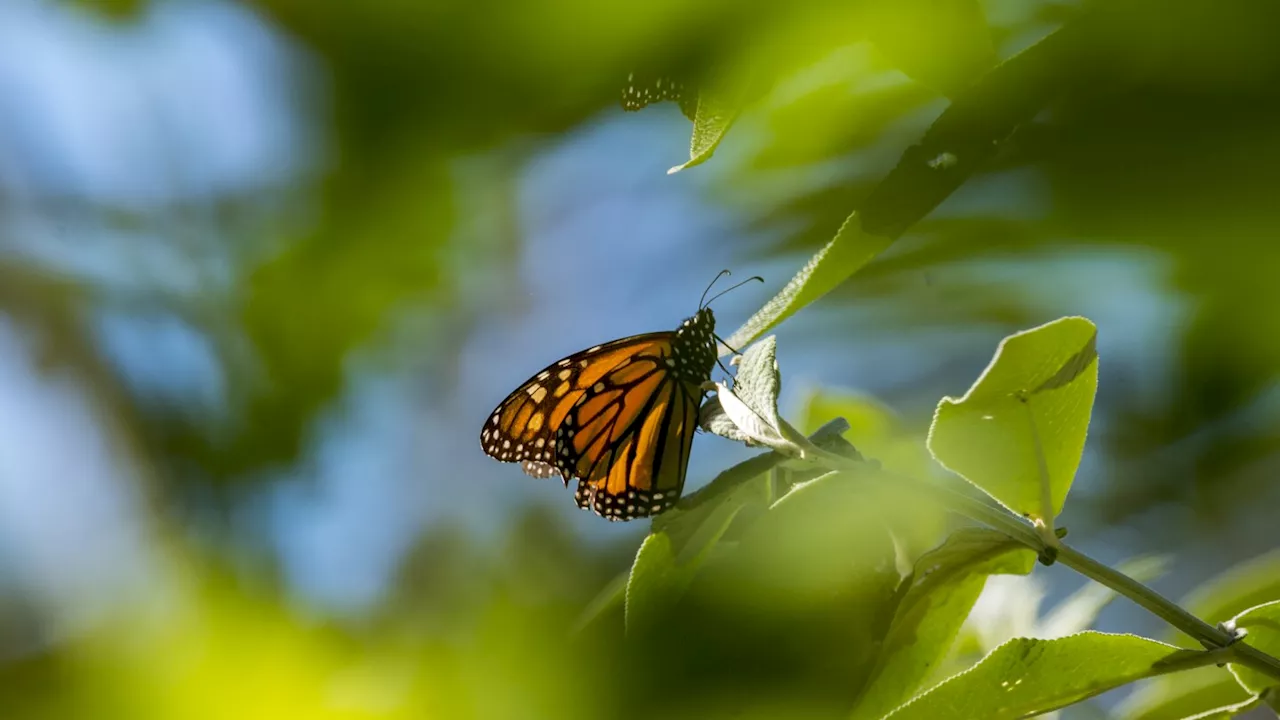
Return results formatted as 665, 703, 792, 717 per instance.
671, 307, 717, 384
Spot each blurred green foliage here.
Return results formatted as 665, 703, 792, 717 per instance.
5, 0, 1280, 717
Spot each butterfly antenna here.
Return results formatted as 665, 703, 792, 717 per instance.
714, 332, 745, 357
703, 275, 764, 309
699, 269, 733, 309
715, 355, 735, 378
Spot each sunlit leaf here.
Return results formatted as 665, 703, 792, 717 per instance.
710, 382, 790, 450
885, 633, 1208, 720
725, 212, 894, 350
927, 317, 1099, 522
1225, 600, 1280, 696
851, 528, 1035, 720
668, 86, 744, 173
702, 336, 792, 449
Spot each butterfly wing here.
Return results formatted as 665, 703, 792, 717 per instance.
482, 307, 718, 521
479, 332, 677, 475
563, 372, 702, 521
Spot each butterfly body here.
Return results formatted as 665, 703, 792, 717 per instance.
480, 308, 717, 521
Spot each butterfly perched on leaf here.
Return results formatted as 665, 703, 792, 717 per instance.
480, 274, 759, 521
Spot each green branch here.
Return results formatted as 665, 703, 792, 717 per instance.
783, 418, 1280, 684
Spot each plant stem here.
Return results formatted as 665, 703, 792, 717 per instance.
1055, 544, 1224, 647
1057, 544, 1280, 681
788, 423, 1280, 683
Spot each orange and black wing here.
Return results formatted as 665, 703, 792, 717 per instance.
479, 332, 676, 479
560, 369, 702, 521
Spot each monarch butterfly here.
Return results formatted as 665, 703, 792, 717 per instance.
480, 273, 760, 521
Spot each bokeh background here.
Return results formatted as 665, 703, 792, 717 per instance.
2, 0, 1279, 717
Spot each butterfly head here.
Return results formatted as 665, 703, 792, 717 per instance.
672, 307, 717, 383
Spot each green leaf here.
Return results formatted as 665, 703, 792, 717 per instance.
571, 571, 628, 635
927, 317, 1099, 522
798, 390, 946, 559
731, 336, 782, 427
626, 472, 767, 634
724, 25, 1087, 353
851, 528, 1036, 720
885, 633, 1209, 720
668, 86, 745, 174
736, 469, 901, 597
1116, 667, 1252, 720
1176, 549, 1280, 641
856, 22, 1080, 240
863, 0, 997, 96
625, 532, 679, 634
702, 337, 793, 449
1226, 600, 1280, 695
724, 212, 894, 351
698, 395, 757, 445
799, 389, 930, 478
671, 417, 850, 518
625, 497, 745, 635
710, 383, 790, 450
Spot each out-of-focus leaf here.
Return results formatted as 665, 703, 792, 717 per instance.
1116, 667, 1252, 720
625, 533, 679, 635
856, 21, 1086, 239
626, 493, 752, 634
797, 389, 946, 560
928, 317, 1099, 522
691, 465, 902, 707
670, 417, 850, 522
851, 528, 1036, 720
1226, 600, 1280, 696
1174, 549, 1280, 643
799, 389, 930, 477
863, 0, 997, 96
1177, 695, 1264, 719
572, 571, 628, 635
727, 19, 1096, 353
69, 0, 147, 20
1039, 555, 1172, 639
725, 212, 894, 351
885, 633, 1208, 720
